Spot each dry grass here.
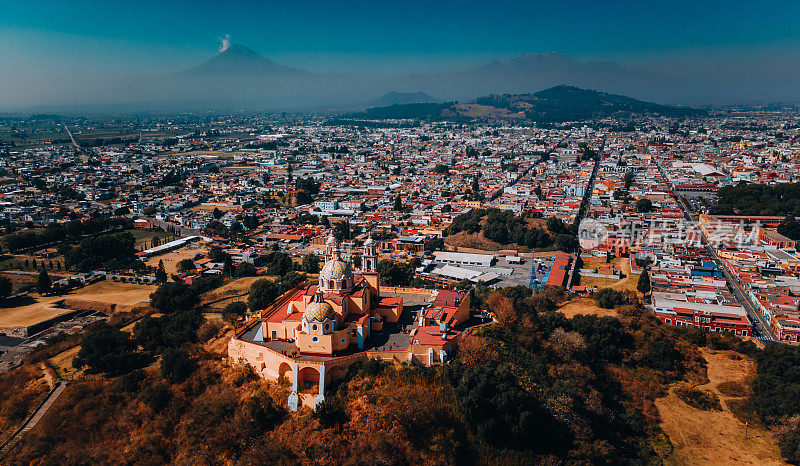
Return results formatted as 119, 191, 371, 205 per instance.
0, 280, 155, 328
656, 349, 784, 465
145, 245, 208, 275
557, 298, 619, 319
444, 231, 503, 251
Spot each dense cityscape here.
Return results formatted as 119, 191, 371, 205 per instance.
4, 1, 800, 464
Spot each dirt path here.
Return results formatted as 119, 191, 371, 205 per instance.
656, 349, 784, 465
610, 258, 635, 292
0, 381, 67, 460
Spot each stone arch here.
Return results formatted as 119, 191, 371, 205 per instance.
328, 365, 347, 382
278, 362, 292, 383
298, 366, 320, 392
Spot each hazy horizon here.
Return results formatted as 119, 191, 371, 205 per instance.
2, 0, 800, 110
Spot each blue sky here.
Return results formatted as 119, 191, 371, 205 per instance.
2, 0, 800, 74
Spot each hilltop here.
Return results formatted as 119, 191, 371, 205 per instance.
347, 85, 705, 123
369, 91, 440, 107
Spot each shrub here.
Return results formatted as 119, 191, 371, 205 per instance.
197, 321, 223, 343
222, 301, 248, 325
674, 383, 722, 411
160, 347, 195, 382
140, 382, 171, 412
717, 380, 748, 397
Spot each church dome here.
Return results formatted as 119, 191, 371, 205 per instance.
303, 300, 336, 322
320, 257, 352, 283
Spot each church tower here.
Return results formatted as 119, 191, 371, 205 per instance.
324, 234, 337, 262
362, 237, 377, 272
361, 237, 380, 296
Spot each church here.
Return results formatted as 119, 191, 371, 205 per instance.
228, 234, 472, 410
260, 235, 403, 356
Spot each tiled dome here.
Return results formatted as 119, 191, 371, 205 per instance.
320, 257, 352, 283
303, 301, 336, 322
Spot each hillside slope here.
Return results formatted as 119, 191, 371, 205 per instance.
349, 85, 704, 122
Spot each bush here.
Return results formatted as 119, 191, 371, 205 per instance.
674, 383, 721, 411
717, 380, 748, 397
222, 301, 247, 325
140, 382, 171, 411
161, 347, 194, 382
149, 282, 200, 314
247, 279, 280, 313
197, 321, 223, 343
121, 369, 146, 393
72, 322, 141, 375
235, 262, 257, 277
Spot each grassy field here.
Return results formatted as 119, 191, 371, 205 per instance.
578, 257, 639, 293
0, 280, 155, 328
557, 298, 619, 319
127, 229, 175, 250
657, 349, 784, 465
145, 245, 208, 275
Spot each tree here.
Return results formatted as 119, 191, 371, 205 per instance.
222, 301, 248, 325
149, 282, 199, 313
546, 216, 566, 234
213, 207, 224, 219
155, 260, 168, 283
160, 347, 194, 382
248, 279, 280, 313
266, 252, 292, 276
37, 269, 52, 294
394, 195, 403, 212
636, 198, 654, 213
301, 254, 320, 273
778, 215, 800, 241
72, 323, 139, 375
433, 163, 449, 174
0, 276, 12, 299
637, 269, 651, 294
176, 258, 195, 273
235, 261, 257, 277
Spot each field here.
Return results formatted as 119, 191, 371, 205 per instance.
578, 257, 639, 292
145, 245, 208, 275
444, 231, 504, 251
200, 276, 262, 312
0, 280, 155, 328
127, 229, 174, 249
657, 349, 784, 465
0, 294, 70, 328
557, 298, 619, 318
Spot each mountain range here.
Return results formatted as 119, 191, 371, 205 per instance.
352, 85, 703, 123
14, 43, 792, 111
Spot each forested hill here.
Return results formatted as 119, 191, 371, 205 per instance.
344, 85, 705, 123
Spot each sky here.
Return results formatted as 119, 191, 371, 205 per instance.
1, 0, 799, 107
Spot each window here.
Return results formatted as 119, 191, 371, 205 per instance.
312, 324, 318, 332
328, 280, 334, 289
324, 323, 330, 332
665, 319, 672, 324
340, 338, 346, 345
312, 336, 318, 343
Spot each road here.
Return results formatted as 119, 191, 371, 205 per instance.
655, 161, 776, 341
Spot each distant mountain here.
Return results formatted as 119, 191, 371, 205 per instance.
180, 44, 309, 76
410, 52, 680, 104
369, 91, 440, 107
346, 86, 704, 122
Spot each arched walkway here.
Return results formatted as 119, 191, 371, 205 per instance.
298, 366, 320, 393
278, 362, 293, 383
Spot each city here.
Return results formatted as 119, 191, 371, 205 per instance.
2, 1, 800, 464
